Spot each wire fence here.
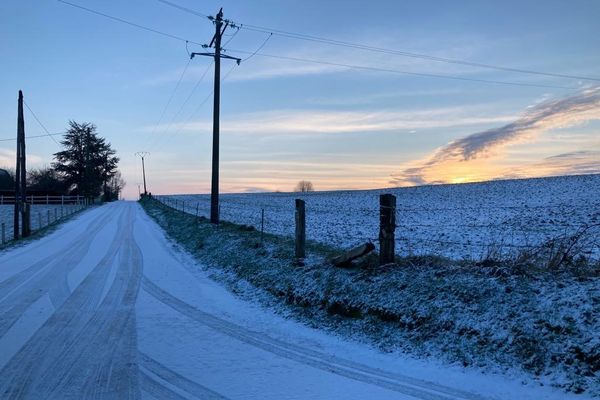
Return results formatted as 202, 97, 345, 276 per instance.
0, 203, 89, 247
153, 191, 600, 262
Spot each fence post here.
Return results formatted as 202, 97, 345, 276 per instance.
379, 194, 396, 265
23, 203, 30, 237
295, 199, 306, 259
47, 210, 51, 226
261, 208, 265, 244
46, 194, 49, 205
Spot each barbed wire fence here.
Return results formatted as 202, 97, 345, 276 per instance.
152, 194, 600, 267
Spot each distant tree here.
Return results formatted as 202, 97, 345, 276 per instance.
27, 167, 69, 195
0, 168, 15, 191
53, 121, 119, 200
294, 180, 314, 192
104, 171, 125, 201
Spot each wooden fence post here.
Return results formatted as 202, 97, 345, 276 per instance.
295, 199, 306, 259
379, 194, 396, 265
23, 204, 30, 236
261, 208, 265, 244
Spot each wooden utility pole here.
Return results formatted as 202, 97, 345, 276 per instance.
210, 10, 222, 224
135, 152, 149, 195
14, 90, 28, 239
190, 8, 241, 224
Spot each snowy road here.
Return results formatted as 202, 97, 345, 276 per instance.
0, 202, 585, 399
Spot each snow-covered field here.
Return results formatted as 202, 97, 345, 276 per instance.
1, 201, 580, 399
161, 174, 600, 260
0, 204, 82, 242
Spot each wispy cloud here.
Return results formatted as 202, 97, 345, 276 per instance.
391, 87, 600, 186
159, 105, 514, 136
505, 150, 600, 178
0, 149, 43, 167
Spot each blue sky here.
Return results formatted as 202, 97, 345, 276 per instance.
1, 0, 599, 199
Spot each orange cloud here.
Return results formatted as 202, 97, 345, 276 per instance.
391, 87, 600, 186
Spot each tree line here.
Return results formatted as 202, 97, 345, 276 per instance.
0, 121, 124, 201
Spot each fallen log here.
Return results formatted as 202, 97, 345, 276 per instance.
330, 242, 375, 267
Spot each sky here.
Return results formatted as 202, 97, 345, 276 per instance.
1, 0, 599, 199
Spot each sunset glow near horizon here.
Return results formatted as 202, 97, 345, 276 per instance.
1, 0, 599, 198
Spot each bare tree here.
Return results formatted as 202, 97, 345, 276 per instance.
294, 180, 314, 192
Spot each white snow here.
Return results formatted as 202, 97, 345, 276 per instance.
0, 200, 594, 399
164, 174, 600, 260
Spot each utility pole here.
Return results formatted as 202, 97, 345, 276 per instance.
190, 8, 241, 224
14, 90, 28, 239
135, 152, 149, 195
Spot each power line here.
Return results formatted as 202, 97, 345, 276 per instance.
157, 0, 600, 83
148, 57, 192, 140
57, 0, 581, 90
57, 0, 203, 46
161, 37, 263, 145
224, 48, 577, 90
240, 33, 273, 62
237, 25, 600, 83
0, 132, 63, 142
23, 101, 61, 145
147, 61, 214, 150
166, 63, 238, 143
156, 0, 209, 19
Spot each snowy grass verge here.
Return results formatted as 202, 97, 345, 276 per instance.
140, 197, 600, 395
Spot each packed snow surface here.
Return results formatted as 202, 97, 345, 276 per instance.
163, 174, 600, 260
0, 201, 585, 399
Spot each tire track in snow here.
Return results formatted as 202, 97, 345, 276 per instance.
0, 205, 111, 296
138, 351, 229, 400
142, 277, 489, 400
39, 205, 142, 399
0, 204, 142, 399
0, 205, 123, 338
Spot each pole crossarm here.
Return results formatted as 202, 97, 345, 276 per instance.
190, 52, 241, 64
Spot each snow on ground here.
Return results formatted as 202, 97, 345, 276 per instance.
0, 204, 82, 242
163, 174, 600, 260
141, 198, 600, 396
0, 201, 588, 399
